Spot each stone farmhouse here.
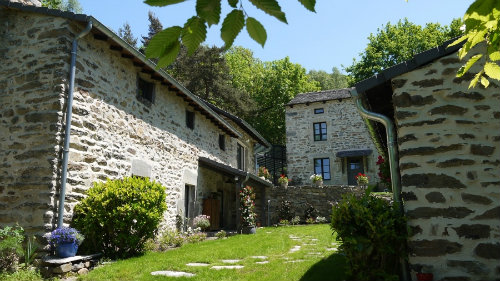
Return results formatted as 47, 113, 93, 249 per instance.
285, 89, 380, 186
353, 39, 499, 281
0, 1, 273, 240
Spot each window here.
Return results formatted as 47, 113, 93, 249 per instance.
219, 134, 226, 151
314, 108, 324, 114
137, 77, 154, 104
314, 158, 331, 180
237, 143, 245, 170
186, 110, 195, 129
313, 122, 327, 141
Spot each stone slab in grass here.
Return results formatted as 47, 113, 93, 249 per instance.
186, 263, 210, 267
255, 261, 269, 264
284, 260, 305, 263
211, 265, 244, 270
250, 256, 268, 259
151, 271, 195, 277
289, 245, 301, 253
326, 248, 338, 251
221, 259, 241, 264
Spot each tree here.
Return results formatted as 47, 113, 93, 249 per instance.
344, 18, 463, 85
226, 47, 319, 144
41, 0, 82, 13
308, 67, 348, 90
140, 11, 163, 52
168, 45, 255, 116
118, 22, 138, 48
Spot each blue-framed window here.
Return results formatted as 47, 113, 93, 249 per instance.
313, 122, 327, 141
314, 158, 331, 180
314, 108, 324, 114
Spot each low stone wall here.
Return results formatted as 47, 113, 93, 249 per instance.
266, 185, 363, 224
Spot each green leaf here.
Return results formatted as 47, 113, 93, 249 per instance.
489, 51, 500, 61
145, 26, 182, 58
181, 16, 207, 55
457, 54, 482, 77
469, 70, 483, 88
220, 9, 244, 49
246, 17, 267, 47
484, 62, 500, 80
248, 0, 287, 23
228, 0, 238, 8
448, 35, 468, 48
298, 0, 316, 12
480, 76, 490, 88
144, 0, 187, 7
196, 0, 221, 26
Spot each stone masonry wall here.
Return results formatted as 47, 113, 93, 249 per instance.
0, 11, 71, 236
285, 99, 379, 185
0, 9, 260, 241
267, 185, 363, 224
392, 47, 500, 281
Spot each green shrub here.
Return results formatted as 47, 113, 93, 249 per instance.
0, 267, 43, 281
304, 203, 318, 220
72, 177, 167, 258
215, 230, 227, 239
158, 229, 185, 249
0, 226, 24, 272
277, 200, 294, 222
290, 216, 301, 225
330, 191, 406, 281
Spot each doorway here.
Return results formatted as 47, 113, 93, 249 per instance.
347, 157, 364, 185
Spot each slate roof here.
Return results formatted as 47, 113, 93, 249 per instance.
287, 88, 352, 106
0, 0, 243, 138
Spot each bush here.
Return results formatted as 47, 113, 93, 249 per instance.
330, 191, 406, 281
0, 267, 43, 281
193, 215, 210, 231
0, 226, 24, 272
277, 200, 294, 222
305, 217, 315, 224
72, 177, 167, 258
290, 216, 300, 225
315, 216, 327, 224
304, 203, 318, 220
215, 230, 227, 239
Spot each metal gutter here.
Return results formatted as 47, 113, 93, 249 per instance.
57, 20, 93, 228
88, 17, 242, 139
350, 88, 409, 281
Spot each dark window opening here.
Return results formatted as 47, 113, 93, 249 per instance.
137, 77, 154, 104
219, 134, 226, 151
314, 108, 324, 114
313, 122, 327, 141
237, 143, 245, 170
186, 110, 195, 129
314, 158, 331, 180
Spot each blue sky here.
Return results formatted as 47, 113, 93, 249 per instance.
79, 0, 472, 73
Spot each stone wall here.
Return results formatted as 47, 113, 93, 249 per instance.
285, 99, 379, 185
392, 47, 500, 281
266, 185, 363, 224
0, 11, 71, 235
0, 9, 261, 241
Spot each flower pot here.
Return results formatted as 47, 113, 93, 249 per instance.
280, 182, 288, 189
314, 180, 323, 187
259, 176, 265, 180
56, 242, 78, 258
241, 225, 256, 234
416, 273, 433, 281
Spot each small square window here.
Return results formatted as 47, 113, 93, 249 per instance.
314, 108, 324, 114
137, 77, 154, 104
186, 110, 195, 129
219, 134, 226, 151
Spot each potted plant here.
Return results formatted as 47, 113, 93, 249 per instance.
193, 215, 211, 231
310, 174, 323, 187
49, 227, 84, 258
258, 166, 271, 180
278, 174, 290, 189
239, 186, 257, 234
355, 172, 369, 187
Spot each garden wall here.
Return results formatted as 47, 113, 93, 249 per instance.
266, 185, 363, 224
392, 47, 500, 281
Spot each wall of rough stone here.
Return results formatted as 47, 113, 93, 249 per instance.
392, 48, 500, 281
0, 11, 71, 236
285, 99, 379, 185
0, 9, 261, 240
266, 185, 363, 224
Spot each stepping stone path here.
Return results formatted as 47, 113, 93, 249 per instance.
289, 235, 302, 241
255, 261, 269, 264
250, 256, 267, 259
211, 265, 244, 270
326, 247, 338, 251
221, 259, 241, 264
289, 245, 301, 253
303, 243, 317, 246
284, 259, 305, 263
151, 271, 195, 277
186, 263, 210, 267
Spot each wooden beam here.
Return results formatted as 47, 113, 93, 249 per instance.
110, 45, 123, 51
93, 33, 107, 41
121, 53, 134, 59
133, 61, 145, 67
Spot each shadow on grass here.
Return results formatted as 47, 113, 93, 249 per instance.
300, 253, 347, 281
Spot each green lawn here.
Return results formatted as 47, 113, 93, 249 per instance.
81, 224, 346, 281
